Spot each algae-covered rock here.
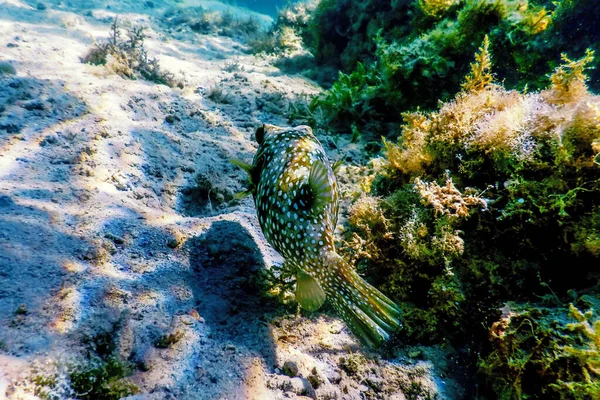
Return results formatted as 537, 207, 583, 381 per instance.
342, 37, 600, 375
479, 297, 600, 400
307, 0, 600, 134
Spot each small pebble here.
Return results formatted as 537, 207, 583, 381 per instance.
282, 360, 299, 377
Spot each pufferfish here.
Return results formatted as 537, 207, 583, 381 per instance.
233, 124, 401, 347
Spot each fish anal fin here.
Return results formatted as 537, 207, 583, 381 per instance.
296, 269, 326, 312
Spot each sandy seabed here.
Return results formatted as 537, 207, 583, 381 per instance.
0, 0, 457, 398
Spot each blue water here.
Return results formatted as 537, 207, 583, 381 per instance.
230, 0, 283, 17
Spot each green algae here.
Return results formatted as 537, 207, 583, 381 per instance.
305, 0, 600, 135
479, 298, 600, 399
338, 35, 600, 396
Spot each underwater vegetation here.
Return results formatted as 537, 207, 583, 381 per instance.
82, 18, 182, 88
479, 297, 600, 399
247, 0, 320, 55
338, 36, 600, 397
27, 319, 138, 399
304, 0, 600, 134
160, 5, 262, 40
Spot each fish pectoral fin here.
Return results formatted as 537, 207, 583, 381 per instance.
233, 190, 252, 200
332, 159, 343, 174
296, 269, 326, 312
230, 158, 253, 176
308, 159, 332, 215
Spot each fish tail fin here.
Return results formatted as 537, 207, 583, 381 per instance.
323, 252, 402, 347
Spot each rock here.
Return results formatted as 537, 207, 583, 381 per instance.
22, 99, 45, 111
0, 122, 20, 134
282, 360, 299, 377
0, 195, 14, 208
268, 375, 316, 398
167, 237, 180, 249
289, 377, 316, 398
104, 232, 125, 245
324, 369, 341, 384
40, 133, 59, 146
316, 383, 341, 400
165, 114, 180, 124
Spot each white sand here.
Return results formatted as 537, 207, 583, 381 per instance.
0, 0, 455, 398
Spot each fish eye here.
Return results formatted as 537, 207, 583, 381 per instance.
255, 125, 265, 145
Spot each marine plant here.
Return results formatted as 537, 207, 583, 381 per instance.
247, 0, 320, 56
69, 357, 138, 400
161, 6, 261, 38
340, 36, 600, 395
417, 0, 460, 19
478, 298, 600, 399
26, 320, 139, 400
0, 61, 17, 75
82, 18, 181, 88
306, 0, 600, 136
308, 61, 382, 131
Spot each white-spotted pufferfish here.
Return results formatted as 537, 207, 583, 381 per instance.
233, 124, 401, 346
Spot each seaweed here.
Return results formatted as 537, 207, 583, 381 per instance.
340, 40, 600, 396
306, 0, 600, 137
479, 299, 600, 399
82, 18, 182, 88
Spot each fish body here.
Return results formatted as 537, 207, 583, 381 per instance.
236, 124, 401, 346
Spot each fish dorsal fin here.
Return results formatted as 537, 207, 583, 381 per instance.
296, 269, 326, 312
308, 159, 332, 215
